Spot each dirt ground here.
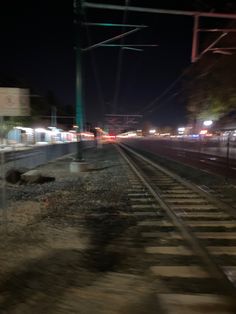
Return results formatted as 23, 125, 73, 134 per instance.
0, 145, 162, 314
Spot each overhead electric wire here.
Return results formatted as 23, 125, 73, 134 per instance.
139, 53, 226, 117
83, 0, 230, 118
83, 8, 107, 115
146, 92, 181, 115
138, 69, 188, 116
139, 27, 228, 117
112, 0, 130, 114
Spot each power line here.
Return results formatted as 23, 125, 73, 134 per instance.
139, 54, 224, 116
138, 69, 188, 116
112, 0, 130, 114
145, 92, 181, 116
83, 8, 107, 116
83, 2, 234, 119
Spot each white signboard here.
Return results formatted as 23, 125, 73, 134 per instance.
0, 88, 30, 116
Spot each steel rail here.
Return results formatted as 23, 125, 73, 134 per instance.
120, 143, 236, 220
116, 143, 236, 303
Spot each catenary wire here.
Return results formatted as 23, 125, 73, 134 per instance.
112, 0, 130, 114
139, 55, 224, 116
83, 8, 107, 116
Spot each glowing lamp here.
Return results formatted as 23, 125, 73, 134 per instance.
203, 120, 213, 127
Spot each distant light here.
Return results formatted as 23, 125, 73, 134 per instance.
149, 129, 156, 134
117, 132, 137, 138
199, 129, 208, 135
103, 134, 116, 140
159, 133, 170, 136
178, 127, 185, 135
35, 128, 47, 133
80, 132, 94, 137
203, 120, 213, 126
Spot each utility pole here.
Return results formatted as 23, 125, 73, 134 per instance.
73, 2, 157, 145
51, 106, 57, 127
191, 15, 199, 63
73, 0, 84, 161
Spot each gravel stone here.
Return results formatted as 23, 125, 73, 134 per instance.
0, 144, 160, 314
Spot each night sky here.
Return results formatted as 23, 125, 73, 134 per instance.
0, 0, 235, 128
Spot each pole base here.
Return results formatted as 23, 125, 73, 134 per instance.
70, 161, 88, 173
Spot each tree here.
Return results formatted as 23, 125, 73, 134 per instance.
183, 21, 236, 129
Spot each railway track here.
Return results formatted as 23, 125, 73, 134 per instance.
122, 139, 236, 178
117, 143, 236, 313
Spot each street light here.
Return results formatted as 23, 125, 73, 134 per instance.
178, 127, 185, 135
149, 129, 156, 135
203, 120, 213, 127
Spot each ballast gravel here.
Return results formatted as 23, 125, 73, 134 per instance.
0, 144, 161, 314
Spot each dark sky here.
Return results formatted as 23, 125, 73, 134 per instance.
0, 0, 235, 127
